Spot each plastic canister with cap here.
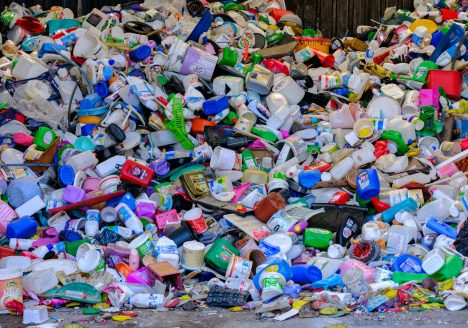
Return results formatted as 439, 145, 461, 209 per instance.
266, 105, 291, 130
266, 92, 289, 114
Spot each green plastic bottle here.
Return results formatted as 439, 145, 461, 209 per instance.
242, 149, 257, 171
251, 126, 277, 142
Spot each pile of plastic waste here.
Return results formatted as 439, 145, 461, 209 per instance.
0, 0, 466, 325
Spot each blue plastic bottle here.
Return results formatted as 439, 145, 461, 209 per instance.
426, 217, 457, 239
381, 198, 418, 223
6, 216, 38, 239
291, 265, 322, 283
356, 169, 380, 200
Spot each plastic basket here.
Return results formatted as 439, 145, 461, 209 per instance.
294, 37, 331, 54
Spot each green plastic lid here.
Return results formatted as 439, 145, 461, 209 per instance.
302, 28, 317, 37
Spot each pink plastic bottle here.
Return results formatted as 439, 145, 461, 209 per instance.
340, 259, 376, 282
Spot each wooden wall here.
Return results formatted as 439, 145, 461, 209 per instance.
22, 0, 416, 37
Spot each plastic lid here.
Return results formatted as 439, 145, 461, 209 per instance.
58, 165, 75, 186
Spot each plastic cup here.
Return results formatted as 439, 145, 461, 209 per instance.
184, 208, 208, 234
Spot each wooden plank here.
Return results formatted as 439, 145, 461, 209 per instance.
335, 0, 350, 37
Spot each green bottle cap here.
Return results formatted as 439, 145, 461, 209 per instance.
302, 28, 317, 37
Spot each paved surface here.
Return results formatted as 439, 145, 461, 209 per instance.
1, 308, 466, 328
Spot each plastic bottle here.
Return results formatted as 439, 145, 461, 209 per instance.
127, 293, 164, 308
129, 249, 140, 272
115, 203, 143, 234
392, 173, 431, 188
356, 169, 380, 200
381, 198, 418, 223
425, 217, 458, 239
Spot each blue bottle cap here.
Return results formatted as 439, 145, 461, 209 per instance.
58, 165, 75, 186
80, 124, 96, 137
94, 82, 109, 98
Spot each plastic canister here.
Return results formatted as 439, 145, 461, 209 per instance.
272, 76, 305, 105
356, 169, 380, 200
416, 198, 452, 225
402, 90, 420, 115
181, 241, 205, 270
422, 248, 445, 275
303, 228, 333, 249
115, 203, 143, 234
266, 105, 290, 130
0, 269, 23, 313
431, 255, 463, 281
392, 254, 424, 274
352, 147, 376, 167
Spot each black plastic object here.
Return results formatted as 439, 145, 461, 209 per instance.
206, 285, 249, 307
455, 221, 468, 256
336, 216, 360, 246
166, 222, 196, 247
186, 0, 206, 17
106, 123, 126, 143
308, 204, 367, 232
226, 137, 251, 149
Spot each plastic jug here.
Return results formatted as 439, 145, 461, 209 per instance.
431, 255, 463, 281
356, 169, 380, 200
253, 257, 293, 290
422, 248, 445, 275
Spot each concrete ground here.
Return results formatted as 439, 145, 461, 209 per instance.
1, 307, 466, 328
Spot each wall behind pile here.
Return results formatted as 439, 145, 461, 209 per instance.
23, 0, 415, 37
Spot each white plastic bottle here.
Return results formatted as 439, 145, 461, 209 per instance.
115, 203, 143, 235
127, 293, 164, 308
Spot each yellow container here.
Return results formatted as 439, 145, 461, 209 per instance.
294, 37, 331, 54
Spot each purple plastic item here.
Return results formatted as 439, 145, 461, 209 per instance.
62, 185, 87, 203
135, 201, 156, 220
180, 46, 217, 80
126, 267, 154, 285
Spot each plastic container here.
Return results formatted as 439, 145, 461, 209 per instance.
260, 271, 286, 301
426, 70, 462, 99
381, 198, 418, 223
430, 254, 463, 281
291, 265, 322, 283
23, 268, 59, 295
386, 225, 417, 254
129, 233, 154, 258
416, 198, 452, 225
0, 268, 23, 313
340, 259, 375, 282
205, 238, 240, 273
422, 248, 445, 275
425, 217, 457, 239
6, 216, 38, 239
303, 228, 333, 249
392, 254, 424, 274
22, 305, 49, 324
356, 169, 380, 200
342, 268, 369, 297
330, 157, 354, 180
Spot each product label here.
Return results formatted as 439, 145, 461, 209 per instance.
263, 277, 283, 292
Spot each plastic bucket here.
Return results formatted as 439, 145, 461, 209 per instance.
260, 271, 286, 301
426, 70, 462, 99
183, 207, 208, 234
0, 268, 23, 314
129, 233, 154, 257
